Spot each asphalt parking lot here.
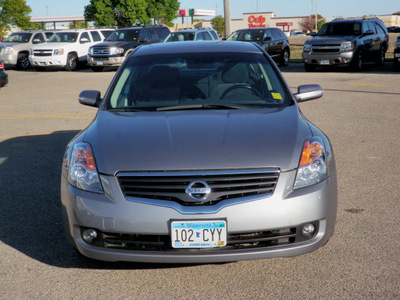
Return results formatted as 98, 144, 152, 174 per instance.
1, 63, 399, 299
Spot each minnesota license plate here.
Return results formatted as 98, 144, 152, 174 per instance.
171, 220, 227, 248
96, 61, 104, 66
320, 60, 330, 65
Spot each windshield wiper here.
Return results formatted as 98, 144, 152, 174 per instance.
157, 104, 249, 112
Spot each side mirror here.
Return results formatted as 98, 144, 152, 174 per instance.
79, 90, 102, 107
294, 84, 323, 102
264, 36, 272, 42
32, 39, 42, 44
309, 32, 317, 37
138, 37, 147, 44
80, 38, 89, 44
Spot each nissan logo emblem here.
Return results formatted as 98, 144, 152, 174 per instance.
185, 180, 211, 201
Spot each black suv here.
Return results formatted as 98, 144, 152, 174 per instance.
303, 18, 389, 71
87, 25, 170, 72
227, 28, 290, 66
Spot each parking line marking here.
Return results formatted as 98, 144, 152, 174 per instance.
0, 100, 76, 108
349, 83, 387, 87
0, 112, 94, 120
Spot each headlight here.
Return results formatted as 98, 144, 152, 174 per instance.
109, 47, 124, 55
67, 142, 103, 193
303, 43, 312, 52
294, 137, 327, 189
2, 46, 13, 55
53, 48, 64, 55
88, 47, 94, 55
341, 41, 354, 52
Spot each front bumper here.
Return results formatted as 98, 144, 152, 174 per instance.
87, 55, 125, 67
0, 53, 18, 66
61, 168, 337, 263
303, 51, 354, 66
29, 55, 67, 67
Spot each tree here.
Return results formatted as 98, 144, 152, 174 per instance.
299, 14, 325, 33
69, 21, 87, 29
211, 15, 225, 36
0, 0, 32, 38
84, 0, 179, 28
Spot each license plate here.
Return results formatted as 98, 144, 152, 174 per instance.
96, 61, 104, 66
171, 220, 227, 248
320, 60, 330, 65
394, 53, 400, 58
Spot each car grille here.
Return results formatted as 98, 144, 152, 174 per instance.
85, 226, 302, 252
90, 47, 112, 56
117, 170, 280, 206
32, 49, 53, 56
312, 44, 341, 53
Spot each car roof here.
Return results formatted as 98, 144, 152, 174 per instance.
134, 41, 262, 56
235, 28, 276, 31
173, 29, 213, 33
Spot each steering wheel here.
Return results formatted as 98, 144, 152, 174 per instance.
220, 84, 262, 99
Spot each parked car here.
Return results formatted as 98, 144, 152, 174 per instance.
0, 30, 54, 70
164, 28, 219, 42
29, 29, 111, 71
290, 31, 306, 36
394, 35, 400, 71
387, 26, 400, 33
227, 28, 290, 66
61, 41, 337, 263
0, 60, 8, 88
303, 17, 389, 71
87, 25, 170, 72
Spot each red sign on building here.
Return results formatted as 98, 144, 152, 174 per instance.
248, 15, 266, 28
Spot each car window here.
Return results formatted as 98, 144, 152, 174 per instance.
165, 32, 195, 42
202, 32, 212, 40
196, 32, 204, 41
375, 23, 386, 35
106, 30, 140, 42
147, 29, 159, 41
156, 27, 170, 40
228, 30, 264, 42
367, 22, 376, 33
100, 30, 114, 39
3, 33, 32, 43
139, 29, 149, 40
210, 30, 219, 40
319, 22, 361, 36
107, 52, 290, 110
44, 32, 54, 39
33, 33, 45, 43
47, 32, 79, 43
80, 32, 91, 42
90, 31, 102, 42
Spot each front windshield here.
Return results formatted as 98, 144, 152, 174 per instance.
47, 32, 79, 43
165, 32, 195, 42
318, 22, 361, 36
227, 30, 264, 42
106, 30, 140, 42
107, 52, 291, 111
3, 33, 32, 43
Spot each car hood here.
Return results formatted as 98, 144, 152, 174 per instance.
306, 35, 356, 44
31, 42, 75, 49
84, 106, 312, 174
92, 41, 138, 48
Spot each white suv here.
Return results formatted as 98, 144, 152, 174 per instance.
29, 29, 112, 71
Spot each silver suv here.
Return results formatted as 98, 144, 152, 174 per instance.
0, 30, 54, 69
164, 28, 219, 42
303, 18, 388, 71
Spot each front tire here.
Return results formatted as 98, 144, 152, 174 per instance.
16, 53, 30, 70
350, 50, 363, 71
65, 54, 78, 71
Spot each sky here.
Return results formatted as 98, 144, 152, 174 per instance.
25, 0, 399, 20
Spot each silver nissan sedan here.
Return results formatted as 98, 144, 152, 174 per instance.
61, 41, 337, 263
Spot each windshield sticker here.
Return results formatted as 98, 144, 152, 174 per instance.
271, 92, 283, 101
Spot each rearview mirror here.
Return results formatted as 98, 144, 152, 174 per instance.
294, 84, 323, 102
79, 90, 102, 107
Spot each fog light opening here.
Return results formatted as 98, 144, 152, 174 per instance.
82, 228, 99, 244
302, 223, 316, 238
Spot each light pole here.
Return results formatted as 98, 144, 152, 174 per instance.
315, 0, 318, 32
224, 0, 231, 37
